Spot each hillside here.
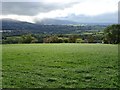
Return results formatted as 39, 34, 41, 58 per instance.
1, 19, 108, 34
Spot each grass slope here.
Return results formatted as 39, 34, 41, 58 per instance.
2, 44, 119, 88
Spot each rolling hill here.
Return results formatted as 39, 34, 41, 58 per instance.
1, 19, 108, 34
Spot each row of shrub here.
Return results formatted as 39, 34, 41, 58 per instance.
2, 34, 103, 44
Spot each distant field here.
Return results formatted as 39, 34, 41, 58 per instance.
2, 44, 119, 88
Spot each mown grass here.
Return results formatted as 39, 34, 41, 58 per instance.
2, 44, 119, 88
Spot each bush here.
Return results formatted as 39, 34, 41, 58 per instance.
76, 38, 84, 43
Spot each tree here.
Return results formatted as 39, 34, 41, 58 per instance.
103, 24, 120, 44
21, 34, 38, 43
43, 36, 59, 43
87, 35, 94, 43
69, 35, 78, 43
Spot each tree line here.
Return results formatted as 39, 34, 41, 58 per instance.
2, 24, 120, 44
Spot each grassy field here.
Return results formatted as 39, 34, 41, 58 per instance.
2, 44, 119, 88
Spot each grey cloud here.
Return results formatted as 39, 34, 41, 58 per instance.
58, 12, 118, 24
2, 2, 78, 16
118, 1, 120, 23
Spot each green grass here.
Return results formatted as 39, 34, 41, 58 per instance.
2, 44, 119, 88
0, 45, 2, 89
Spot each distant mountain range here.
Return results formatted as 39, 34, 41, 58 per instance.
1, 19, 37, 30
1, 18, 109, 34
1, 18, 78, 30
35, 18, 78, 25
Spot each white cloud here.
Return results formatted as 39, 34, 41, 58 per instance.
0, 15, 35, 23
70, 0, 118, 16
42, 0, 81, 4
2, 0, 81, 3
1, 0, 119, 23
34, 0, 118, 20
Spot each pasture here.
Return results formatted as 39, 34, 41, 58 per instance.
2, 44, 119, 88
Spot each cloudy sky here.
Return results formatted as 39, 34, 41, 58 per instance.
1, 0, 119, 23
